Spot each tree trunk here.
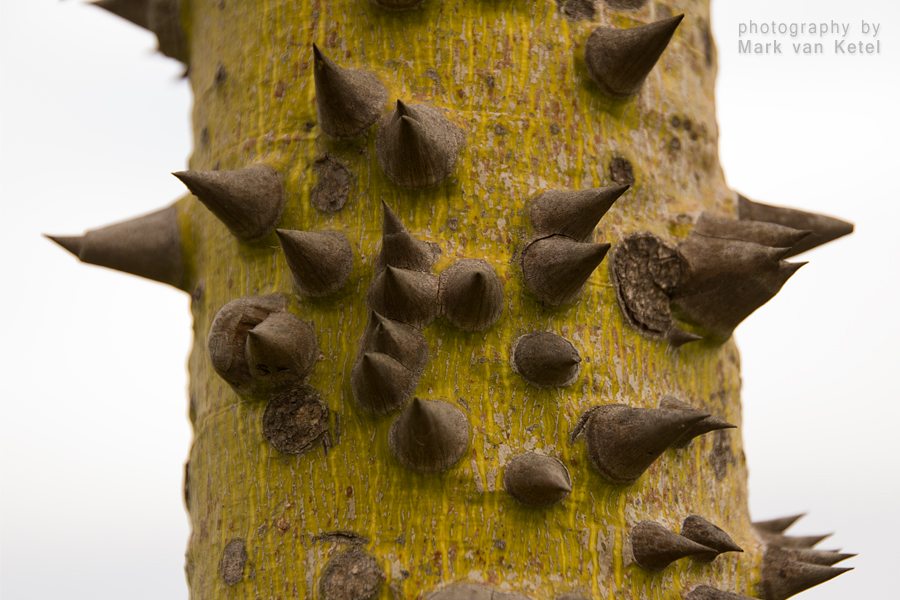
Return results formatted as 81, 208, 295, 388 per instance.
50, 0, 853, 599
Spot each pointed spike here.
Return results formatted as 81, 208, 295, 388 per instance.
276, 229, 353, 297
584, 15, 684, 98
375, 202, 442, 273
529, 184, 629, 242
671, 234, 804, 339
147, 0, 188, 63
174, 166, 284, 243
312, 44, 389, 139
381, 200, 406, 236
245, 312, 319, 387
658, 396, 737, 448
503, 453, 572, 508
439, 259, 504, 331
45, 235, 85, 258
685, 585, 756, 600
753, 513, 807, 534
359, 311, 430, 374
44, 205, 185, 290
376, 102, 464, 189
694, 211, 811, 249
521, 235, 610, 306
781, 548, 856, 566
738, 194, 854, 257
665, 326, 703, 348
366, 266, 439, 328
582, 404, 709, 484
207, 295, 322, 396
511, 332, 582, 389
92, 0, 150, 30
350, 352, 419, 415
761, 546, 852, 600
759, 530, 832, 549
388, 398, 469, 473
680, 515, 743, 562
631, 521, 716, 572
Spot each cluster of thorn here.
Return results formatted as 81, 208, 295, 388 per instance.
53, 4, 857, 600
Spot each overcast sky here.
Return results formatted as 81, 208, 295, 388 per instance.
1, 1, 898, 599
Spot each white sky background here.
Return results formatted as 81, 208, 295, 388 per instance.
0, 1, 897, 598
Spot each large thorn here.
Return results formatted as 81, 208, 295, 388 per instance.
694, 212, 811, 250
658, 396, 736, 448
92, 0, 149, 29
685, 586, 755, 600
761, 546, 852, 600
312, 44, 389, 139
631, 521, 715, 572
521, 235, 610, 306
584, 15, 684, 98
359, 311, 429, 374
529, 185, 629, 242
758, 530, 832, 549
375, 201, 441, 273
173, 166, 284, 243
503, 453, 572, 508
45, 205, 185, 290
366, 266, 439, 328
375, 101, 464, 189
388, 398, 469, 473
276, 229, 353, 297
753, 513, 806, 534
511, 332, 581, 389
671, 233, 804, 340
350, 352, 419, 415
680, 515, 743, 562
439, 259, 504, 331
738, 194, 854, 257
577, 404, 709, 484
781, 548, 856, 566
207, 295, 319, 397
245, 312, 319, 388
92, 0, 188, 63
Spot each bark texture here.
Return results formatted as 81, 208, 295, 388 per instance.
176, 0, 758, 598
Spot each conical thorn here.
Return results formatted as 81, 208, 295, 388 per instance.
45, 205, 185, 290
584, 15, 684, 98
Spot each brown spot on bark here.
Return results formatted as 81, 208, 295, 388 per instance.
670, 137, 681, 151
559, 0, 596, 21
319, 547, 383, 600
609, 155, 635, 185
700, 19, 714, 67
549, 123, 560, 135
709, 429, 736, 481
494, 124, 508, 136
311, 154, 352, 213
485, 75, 495, 89
604, 0, 647, 9
275, 81, 286, 99
608, 233, 682, 338
215, 63, 227, 85
219, 538, 248, 585
262, 386, 329, 455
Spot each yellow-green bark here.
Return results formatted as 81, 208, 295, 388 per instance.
179, 0, 760, 598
